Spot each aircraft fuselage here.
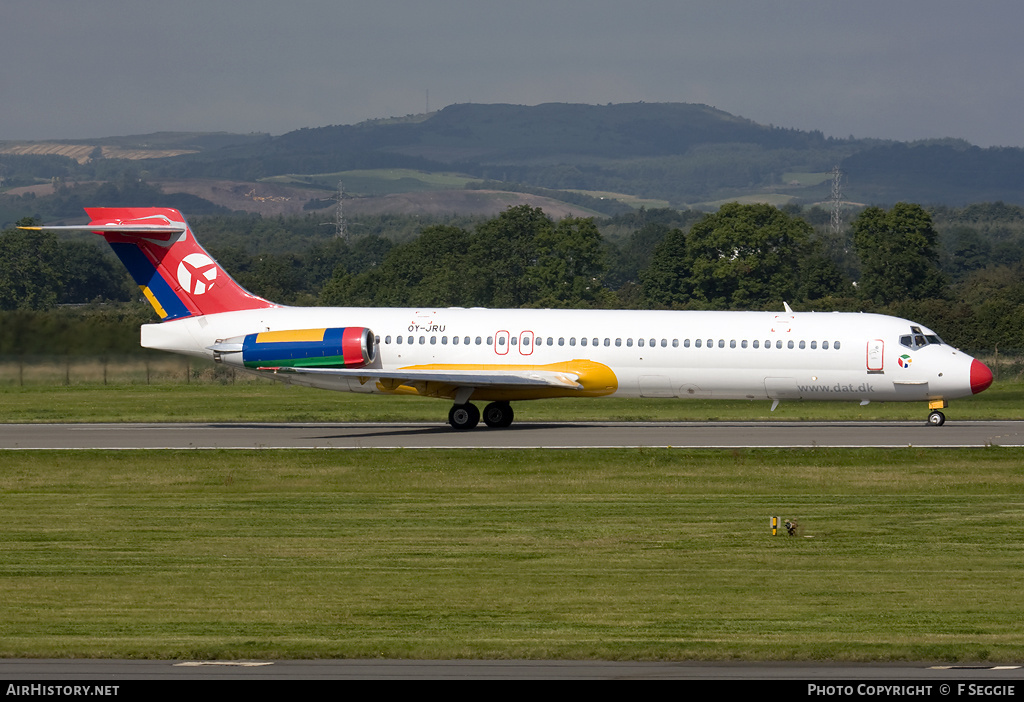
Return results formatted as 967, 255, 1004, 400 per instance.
143, 306, 987, 406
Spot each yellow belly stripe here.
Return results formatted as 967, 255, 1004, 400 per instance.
380, 359, 618, 401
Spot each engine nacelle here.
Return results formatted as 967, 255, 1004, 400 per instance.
211, 327, 376, 369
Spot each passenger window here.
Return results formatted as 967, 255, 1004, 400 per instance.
776, 340, 782, 349
684, 339, 690, 348
626, 338, 633, 347
695, 339, 702, 348
661, 339, 668, 347
823, 341, 829, 349
638, 338, 645, 347
487, 336, 493, 345
787, 340, 794, 349
810, 341, 817, 349
569, 337, 575, 346
385, 335, 392, 344
799, 340, 805, 349
672, 339, 678, 347
834, 341, 841, 350
604, 338, 611, 347
753, 340, 759, 349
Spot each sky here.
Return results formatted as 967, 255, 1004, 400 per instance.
5, 0, 1024, 147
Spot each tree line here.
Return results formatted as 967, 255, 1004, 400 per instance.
1, 202, 1023, 355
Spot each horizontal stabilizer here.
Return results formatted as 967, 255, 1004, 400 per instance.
20, 224, 186, 235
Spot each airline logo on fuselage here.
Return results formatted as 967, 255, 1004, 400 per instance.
177, 253, 218, 295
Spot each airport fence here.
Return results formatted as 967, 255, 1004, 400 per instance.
0, 350, 1021, 388
0, 354, 276, 387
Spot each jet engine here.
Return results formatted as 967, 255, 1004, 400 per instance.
210, 327, 376, 369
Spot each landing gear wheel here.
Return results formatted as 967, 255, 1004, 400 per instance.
448, 403, 480, 430
482, 401, 515, 428
927, 410, 946, 427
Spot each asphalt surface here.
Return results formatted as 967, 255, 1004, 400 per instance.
2, 659, 1023, 681
1, 420, 1022, 449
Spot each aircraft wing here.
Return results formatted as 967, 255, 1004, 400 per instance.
260, 365, 583, 390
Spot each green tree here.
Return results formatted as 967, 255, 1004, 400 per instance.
472, 206, 551, 307
682, 203, 814, 308
0, 223, 62, 310
605, 220, 674, 291
852, 202, 946, 304
531, 217, 612, 308
373, 225, 478, 307
53, 240, 133, 304
639, 228, 690, 308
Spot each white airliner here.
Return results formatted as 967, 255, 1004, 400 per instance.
26, 207, 993, 429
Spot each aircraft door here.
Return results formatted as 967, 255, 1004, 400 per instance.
866, 339, 884, 373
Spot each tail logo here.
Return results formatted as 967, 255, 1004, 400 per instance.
177, 253, 218, 295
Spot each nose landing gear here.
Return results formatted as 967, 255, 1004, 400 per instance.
927, 399, 948, 426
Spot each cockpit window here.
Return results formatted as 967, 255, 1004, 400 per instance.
900, 326, 944, 349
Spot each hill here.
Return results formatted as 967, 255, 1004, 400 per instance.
4, 103, 1024, 219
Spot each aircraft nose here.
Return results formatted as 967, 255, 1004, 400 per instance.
971, 359, 993, 395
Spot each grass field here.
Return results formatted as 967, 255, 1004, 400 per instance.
0, 373, 1018, 424
2, 448, 1023, 660
1, 364, 1022, 661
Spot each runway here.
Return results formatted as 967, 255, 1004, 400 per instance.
1, 420, 1022, 449
2, 658, 1023, 681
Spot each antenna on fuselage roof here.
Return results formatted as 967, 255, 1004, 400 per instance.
783, 302, 793, 313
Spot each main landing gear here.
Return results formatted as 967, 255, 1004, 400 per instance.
448, 401, 515, 430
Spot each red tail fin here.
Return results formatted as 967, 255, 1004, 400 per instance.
84, 207, 277, 320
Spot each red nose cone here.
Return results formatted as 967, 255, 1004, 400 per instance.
971, 359, 994, 394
